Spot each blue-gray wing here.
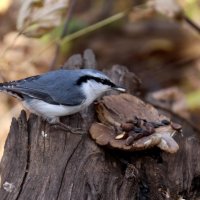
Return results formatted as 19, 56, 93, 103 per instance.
0, 70, 86, 106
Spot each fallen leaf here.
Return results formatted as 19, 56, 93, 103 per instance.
17, 0, 69, 37
151, 0, 183, 18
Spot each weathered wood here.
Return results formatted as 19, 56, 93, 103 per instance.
1, 50, 200, 200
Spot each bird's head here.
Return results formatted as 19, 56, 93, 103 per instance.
76, 69, 125, 100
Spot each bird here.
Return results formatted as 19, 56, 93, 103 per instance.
0, 68, 125, 133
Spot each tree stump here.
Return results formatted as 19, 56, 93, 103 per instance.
1, 50, 200, 200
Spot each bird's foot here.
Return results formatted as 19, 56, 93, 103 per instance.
50, 122, 85, 135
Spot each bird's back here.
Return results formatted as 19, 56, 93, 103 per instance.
0, 69, 87, 106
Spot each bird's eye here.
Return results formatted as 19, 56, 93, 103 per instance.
101, 79, 106, 84
101, 79, 108, 85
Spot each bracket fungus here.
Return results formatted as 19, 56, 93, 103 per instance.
89, 94, 181, 153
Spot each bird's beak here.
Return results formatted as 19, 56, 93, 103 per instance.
113, 86, 126, 93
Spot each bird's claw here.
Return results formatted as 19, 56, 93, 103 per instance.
49, 122, 85, 135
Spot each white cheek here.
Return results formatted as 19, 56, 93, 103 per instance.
81, 81, 110, 105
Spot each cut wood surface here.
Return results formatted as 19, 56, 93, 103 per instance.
0, 50, 200, 200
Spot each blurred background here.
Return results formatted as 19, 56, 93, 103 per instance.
0, 0, 199, 159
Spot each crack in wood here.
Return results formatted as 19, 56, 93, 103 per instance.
16, 112, 30, 200
55, 138, 83, 200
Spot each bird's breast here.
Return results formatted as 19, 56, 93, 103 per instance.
22, 99, 86, 118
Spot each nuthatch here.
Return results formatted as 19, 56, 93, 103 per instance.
0, 69, 125, 128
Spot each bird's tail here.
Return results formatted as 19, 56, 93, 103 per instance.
0, 82, 23, 99
0, 83, 4, 91
0, 83, 8, 93
0, 82, 9, 91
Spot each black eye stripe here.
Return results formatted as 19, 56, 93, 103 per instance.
76, 75, 116, 87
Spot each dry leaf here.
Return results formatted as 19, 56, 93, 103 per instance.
151, 0, 183, 18
17, 0, 69, 37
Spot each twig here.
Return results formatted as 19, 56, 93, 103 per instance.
183, 15, 200, 34
50, 0, 77, 70
25, 11, 126, 67
61, 12, 126, 44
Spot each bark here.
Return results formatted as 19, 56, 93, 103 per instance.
0, 50, 200, 200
